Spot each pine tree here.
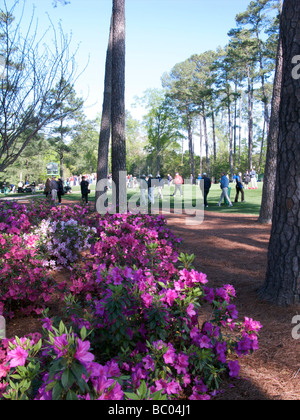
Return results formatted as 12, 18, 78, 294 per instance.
258, 0, 300, 306
111, 0, 126, 211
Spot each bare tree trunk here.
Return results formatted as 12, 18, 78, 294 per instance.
199, 114, 203, 174
248, 73, 254, 170
186, 105, 194, 179
227, 101, 233, 180
111, 0, 126, 211
202, 109, 210, 176
258, 0, 300, 306
238, 94, 242, 166
258, 30, 283, 224
258, 117, 266, 174
211, 105, 216, 163
59, 117, 64, 179
233, 82, 238, 167
95, 16, 113, 210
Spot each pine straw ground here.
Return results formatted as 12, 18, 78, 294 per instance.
164, 211, 300, 400
5, 201, 300, 400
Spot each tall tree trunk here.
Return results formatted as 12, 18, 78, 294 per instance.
202, 109, 210, 175
238, 94, 242, 166
258, 0, 300, 306
258, 30, 283, 224
233, 82, 238, 167
211, 105, 216, 163
186, 105, 194, 179
95, 16, 113, 210
256, 29, 270, 137
156, 133, 161, 175
258, 118, 266, 174
59, 117, 64, 179
199, 114, 203, 174
111, 0, 126, 211
227, 100, 233, 180
248, 72, 254, 170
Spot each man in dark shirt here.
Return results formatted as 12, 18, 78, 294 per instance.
202, 173, 211, 208
80, 176, 90, 204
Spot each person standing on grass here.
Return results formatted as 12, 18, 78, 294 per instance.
172, 172, 183, 197
57, 178, 65, 205
235, 172, 245, 203
80, 176, 90, 205
147, 174, 155, 204
250, 167, 258, 189
155, 173, 164, 200
243, 170, 251, 189
202, 173, 211, 208
50, 176, 58, 204
44, 178, 51, 199
217, 172, 233, 207
139, 175, 147, 206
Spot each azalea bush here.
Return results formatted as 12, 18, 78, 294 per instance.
33, 218, 96, 268
64, 263, 261, 400
0, 202, 31, 235
0, 322, 125, 400
0, 233, 56, 318
0, 200, 262, 400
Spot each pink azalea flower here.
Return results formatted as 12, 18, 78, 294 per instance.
53, 334, 68, 358
141, 292, 153, 308
174, 353, 189, 374
187, 303, 196, 318
74, 339, 95, 366
164, 289, 178, 306
143, 355, 155, 371
228, 360, 240, 378
163, 346, 176, 364
7, 346, 28, 368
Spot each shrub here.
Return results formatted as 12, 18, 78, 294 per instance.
0, 233, 56, 318
0, 202, 262, 400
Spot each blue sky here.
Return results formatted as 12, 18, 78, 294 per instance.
18, 0, 253, 120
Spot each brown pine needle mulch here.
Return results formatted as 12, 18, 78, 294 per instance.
165, 211, 300, 400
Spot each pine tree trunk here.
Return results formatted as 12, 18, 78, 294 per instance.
248, 74, 254, 170
202, 111, 210, 175
186, 105, 194, 179
199, 114, 203, 175
211, 106, 216, 164
239, 94, 242, 166
258, 0, 300, 306
95, 16, 113, 211
111, 0, 126, 211
258, 34, 283, 224
227, 101, 233, 180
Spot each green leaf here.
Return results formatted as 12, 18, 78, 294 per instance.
10, 374, 22, 380
150, 390, 167, 400
137, 381, 147, 400
52, 381, 63, 400
124, 392, 140, 400
61, 369, 75, 390
59, 320, 65, 335
80, 326, 87, 341
66, 390, 78, 401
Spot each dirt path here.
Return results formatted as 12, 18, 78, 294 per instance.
165, 211, 300, 400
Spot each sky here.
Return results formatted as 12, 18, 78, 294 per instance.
10, 0, 253, 121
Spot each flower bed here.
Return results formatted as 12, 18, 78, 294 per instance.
0, 201, 262, 400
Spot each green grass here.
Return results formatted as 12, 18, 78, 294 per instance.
204, 182, 263, 215
3, 182, 263, 216
64, 182, 262, 216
